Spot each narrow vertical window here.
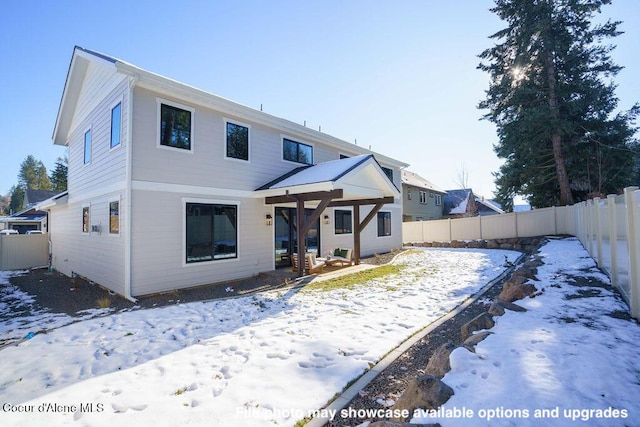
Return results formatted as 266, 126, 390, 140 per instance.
377, 211, 391, 237
109, 201, 120, 234
82, 206, 90, 233
111, 102, 122, 149
84, 129, 91, 164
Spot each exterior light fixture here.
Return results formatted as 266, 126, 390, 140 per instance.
323, 214, 330, 225
265, 214, 273, 226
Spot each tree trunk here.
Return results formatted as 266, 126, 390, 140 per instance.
545, 50, 574, 206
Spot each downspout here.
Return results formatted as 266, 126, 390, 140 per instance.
124, 73, 139, 302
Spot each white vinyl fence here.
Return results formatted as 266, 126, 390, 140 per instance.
0, 234, 49, 270
402, 186, 640, 320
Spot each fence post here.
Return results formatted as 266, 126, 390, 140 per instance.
607, 194, 618, 290
594, 197, 603, 267
448, 218, 452, 242
624, 187, 639, 319
553, 206, 558, 236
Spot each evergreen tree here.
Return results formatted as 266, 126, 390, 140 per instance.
8, 185, 25, 214
50, 156, 68, 192
479, 0, 639, 209
18, 155, 51, 190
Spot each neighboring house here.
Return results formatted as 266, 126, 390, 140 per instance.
443, 189, 478, 218
475, 196, 505, 216
400, 170, 446, 221
37, 46, 408, 300
0, 189, 57, 233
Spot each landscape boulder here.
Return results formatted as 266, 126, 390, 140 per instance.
391, 375, 454, 421
425, 342, 456, 378
460, 312, 495, 341
463, 330, 494, 352
499, 281, 538, 303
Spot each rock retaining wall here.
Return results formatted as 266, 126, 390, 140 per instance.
388, 249, 545, 425
404, 237, 543, 254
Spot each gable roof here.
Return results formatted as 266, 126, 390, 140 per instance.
255, 154, 400, 201
475, 197, 505, 215
444, 189, 474, 215
24, 189, 59, 206
54, 47, 409, 170
401, 170, 445, 194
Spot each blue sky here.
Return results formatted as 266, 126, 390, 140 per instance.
1, 0, 638, 200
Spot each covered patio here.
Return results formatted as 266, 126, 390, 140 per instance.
255, 154, 401, 277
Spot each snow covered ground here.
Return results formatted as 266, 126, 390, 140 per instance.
0, 271, 111, 346
0, 248, 518, 427
413, 238, 640, 427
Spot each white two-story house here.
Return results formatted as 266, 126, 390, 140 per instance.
39, 47, 408, 300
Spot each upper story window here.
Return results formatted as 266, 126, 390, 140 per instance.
83, 129, 91, 164
110, 102, 122, 149
419, 191, 427, 204
334, 209, 353, 235
283, 138, 313, 165
407, 188, 412, 200
226, 121, 249, 161
435, 194, 442, 206
158, 101, 193, 151
381, 166, 393, 182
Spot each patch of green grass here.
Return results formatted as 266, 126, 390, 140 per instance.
301, 264, 405, 293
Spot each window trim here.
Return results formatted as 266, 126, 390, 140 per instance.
82, 204, 90, 234
419, 191, 427, 205
381, 166, 394, 183
334, 208, 353, 235
377, 211, 392, 238
156, 98, 195, 153
435, 194, 442, 206
83, 127, 92, 165
182, 198, 241, 267
109, 198, 120, 236
110, 100, 123, 150
281, 136, 314, 165
224, 118, 251, 163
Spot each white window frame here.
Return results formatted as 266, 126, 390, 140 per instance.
334, 208, 353, 235
419, 191, 427, 204
281, 135, 314, 165
182, 198, 241, 267
110, 98, 123, 151
223, 118, 251, 163
82, 204, 91, 234
83, 126, 92, 166
377, 211, 392, 238
108, 197, 121, 236
435, 194, 442, 206
156, 98, 195, 153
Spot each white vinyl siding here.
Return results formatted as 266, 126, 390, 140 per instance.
130, 190, 272, 296
132, 87, 342, 191
49, 193, 127, 296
